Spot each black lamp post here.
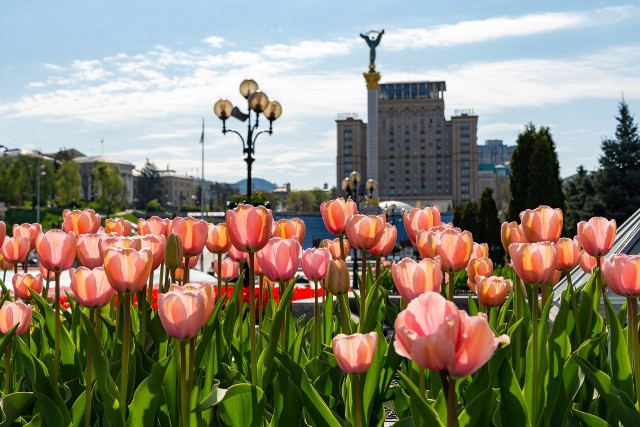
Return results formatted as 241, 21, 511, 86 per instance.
213, 79, 282, 205
341, 171, 377, 289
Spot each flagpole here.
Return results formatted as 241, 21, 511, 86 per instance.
200, 118, 205, 272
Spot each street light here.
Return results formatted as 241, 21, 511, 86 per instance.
342, 170, 377, 289
36, 164, 46, 223
213, 79, 282, 205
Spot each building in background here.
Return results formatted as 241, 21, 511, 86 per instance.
476, 139, 516, 212
74, 155, 135, 206
336, 80, 479, 211
478, 139, 516, 165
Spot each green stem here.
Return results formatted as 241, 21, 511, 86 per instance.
4, 339, 11, 395
353, 374, 363, 427
180, 340, 189, 427
258, 276, 263, 351
216, 253, 222, 304
140, 272, 150, 349
248, 252, 257, 385
359, 249, 367, 332
597, 257, 609, 327
339, 235, 345, 260
629, 296, 640, 410
513, 274, 522, 379
313, 280, 320, 357
566, 271, 582, 344
446, 375, 458, 427
184, 256, 191, 284
54, 270, 61, 386
340, 294, 352, 334
120, 293, 131, 418
532, 284, 539, 425
85, 309, 94, 427
375, 256, 381, 282
447, 270, 455, 302
188, 337, 195, 394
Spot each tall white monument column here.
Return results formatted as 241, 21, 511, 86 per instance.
364, 71, 381, 197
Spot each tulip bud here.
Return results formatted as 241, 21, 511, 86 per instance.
325, 259, 350, 296
165, 233, 184, 270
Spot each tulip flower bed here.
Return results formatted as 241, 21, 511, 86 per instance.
0, 203, 639, 427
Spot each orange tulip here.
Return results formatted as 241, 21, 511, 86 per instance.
332, 332, 378, 374
103, 247, 153, 293
272, 218, 306, 242
501, 221, 527, 253
577, 216, 616, 257
137, 216, 170, 236
12, 223, 42, 250
157, 287, 206, 339
475, 276, 512, 307
214, 257, 240, 281
391, 257, 443, 302
226, 204, 273, 253
466, 257, 494, 292
471, 242, 488, 259
0, 301, 33, 335
170, 282, 215, 322
520, 205, 563, 243
227, 244, 248, 263
402, 206, 441, 245
1, 236, 30, 265
555, 237, 580, 271
368, 223, 397, 257
578, 250, 597, 274
319, 238, 349, 260
100, 235, 142, 257
36, 230, 76, 272
255, 238, 302, 283
0, 221, 5, 244
603, 254, 640, 296
105, 217, 132, 236
0, 253, 11, 271
509, 242, 557, 284
76, 233, 104, 269
140, 234, 166, 270
206, 223, 231, 254
62, 209, 101, 235
320, 198, 358, 235
345, 214, 386, 251
169, 217, 208, 257
12, 273, 43, 300
427, 228, 474, 272
325, 259, 350, 295
69, 267, 115, 308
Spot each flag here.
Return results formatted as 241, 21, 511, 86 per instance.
199, 118, 204, 144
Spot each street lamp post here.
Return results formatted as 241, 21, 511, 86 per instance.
341, 171, 377, 289
213, 79, 282, 205
36, 164, 46, 224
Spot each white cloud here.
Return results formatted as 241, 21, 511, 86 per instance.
202, 36, 225, 48
262, 39, 355, 60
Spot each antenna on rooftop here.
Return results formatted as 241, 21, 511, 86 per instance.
101, 139, 104, 156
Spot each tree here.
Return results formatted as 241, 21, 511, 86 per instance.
453, 200, 479, 237
564, 166, 605, 235
137, 159, 161, 209
0, 157, 21, 205
598, 100, 640, 225
477, 188, 504, 262
92, 162, 125, 217
506, 124, 565, 221
285, 191, 316, 212
54, 161, 82, 207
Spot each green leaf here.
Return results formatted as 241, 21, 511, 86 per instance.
216, 384, 265, 427
1, 392, 36, 426
458, 387, 498, 427
33, 393, 68, 427
0, 324, 17, 357
571, 409, 609, 427
396, 371, 443, 427
574, 354, 640, 426
604, 293, 634, 399
498, 357, 529, 427
467, 295, 478, 316
127, 356, 171, 426
70, 391, 87, 427
270, 365, 303, 427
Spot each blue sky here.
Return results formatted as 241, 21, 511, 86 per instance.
1, 0, 639, 190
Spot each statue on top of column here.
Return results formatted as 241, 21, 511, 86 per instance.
360, 29, 384, 72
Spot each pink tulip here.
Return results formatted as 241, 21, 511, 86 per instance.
169, 217, 208, 257
368, 224, 397, 257
577, 217, 616, 257
1, 236, 30, 265
272, 218, 306, 242
157, 288, 206, 339
509, 242, 557, 284
100, 235, 141, 257
12, 273, 43, 300
214, 257, 240, 280
319, 238, 349, 260
140, 234, 166, 270
332, 332, 378, 374
39, 264, 56, 281
36, 230, 76, 272
394, 292, 509, 377
0, 221, 5, 244
345, 214, 386, 251
103, 248, 153, 293
403, 206, 442, 245
255, 238, 302, 282
471, 243, 489, 259
105, 217, 132, 236
475, 276, 512, 307
301, 248, 331, 281
427, 228, 474, 272
206, 223, 231, 254
466, 257, 494, 292
520, 205, 563, 243
391, 257, 443, 302
69, 267, 115, 308
171, 282, 215, 322
62, 209, 101, 235
225, 204, 273, 253
578, 250, 597, 274
603, 254, 640, 297
416, 225, 463, 260
555, 237, 580, 271
0, 301, 33, 335
76, 233, 105, 269
320, 198, 358, 235
227, 244, 248, 263
138, 216, 170, 237
12, 223, 42, 250
501, 221, 527, 253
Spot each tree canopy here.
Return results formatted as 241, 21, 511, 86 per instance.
54, 161, 82, 207
92, 162, 125, 217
